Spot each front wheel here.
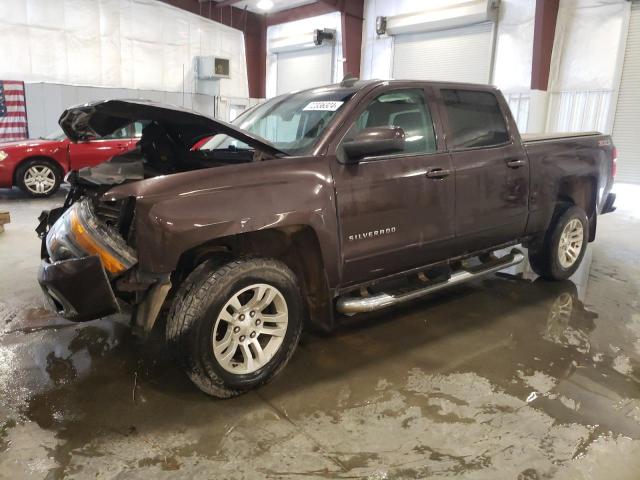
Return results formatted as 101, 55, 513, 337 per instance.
528, 205, 589, 280
166, 258, 303, 398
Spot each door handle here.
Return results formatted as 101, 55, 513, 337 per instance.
506, 159, 526, 168
426, 168, 451, 179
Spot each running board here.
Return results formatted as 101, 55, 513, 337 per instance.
336, 249, 525, 314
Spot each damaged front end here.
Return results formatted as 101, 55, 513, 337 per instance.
37, 187, 172, 332
35, 98, 286, 331
37, 194, 138, 321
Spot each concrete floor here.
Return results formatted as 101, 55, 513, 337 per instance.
0, 185, 639, 479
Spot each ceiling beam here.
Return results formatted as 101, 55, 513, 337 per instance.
215, 0, 243, 7
265, 0, 363, 27
160, 0, 207, 16
265, 1, 338, 27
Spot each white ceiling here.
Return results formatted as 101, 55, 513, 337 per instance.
228, 0, 317, 14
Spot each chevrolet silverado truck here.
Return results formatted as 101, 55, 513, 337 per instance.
36, 79, 617, 397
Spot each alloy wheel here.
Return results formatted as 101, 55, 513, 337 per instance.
557, 218, 584, 268
212, 283, 289, 374
24, 165, 56, 195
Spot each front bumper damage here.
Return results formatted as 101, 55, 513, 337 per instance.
38, 255, 120, 321
37, 204, 171, 331
36, 199, 129, 323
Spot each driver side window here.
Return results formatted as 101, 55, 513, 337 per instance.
345, 89, 437, 156
101, 125, 129, 140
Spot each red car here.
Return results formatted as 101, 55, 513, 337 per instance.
0, 122, 143, 197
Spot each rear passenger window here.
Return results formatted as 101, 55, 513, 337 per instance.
346, 89, 437, 155
441, 89, 510, 149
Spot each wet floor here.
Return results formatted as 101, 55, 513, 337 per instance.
0, 185, 639, 479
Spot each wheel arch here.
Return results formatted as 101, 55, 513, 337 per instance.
556, 175, 598, 241
172, 224, 335, 333
13, 155, 65, 185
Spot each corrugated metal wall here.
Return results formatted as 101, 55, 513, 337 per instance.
546, 90, 612, 134
612, 3, 640, 184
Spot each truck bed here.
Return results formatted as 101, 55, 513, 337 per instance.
521, 131, 601, 144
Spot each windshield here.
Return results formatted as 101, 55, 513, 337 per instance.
201, 87, 357, 155
41, 128, 66, 141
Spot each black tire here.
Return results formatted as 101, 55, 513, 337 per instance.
528, 205, 589, 281
15, 158, 62, 198
166, 257, 303, 398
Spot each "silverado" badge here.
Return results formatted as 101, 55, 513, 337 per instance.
348, 227, 397, 241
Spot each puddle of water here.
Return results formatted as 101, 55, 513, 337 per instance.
1, 187, 639, 477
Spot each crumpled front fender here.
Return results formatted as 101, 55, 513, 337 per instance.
102, 157, 340, 284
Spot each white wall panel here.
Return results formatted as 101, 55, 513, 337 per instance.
505, 92, 531, 133
266, 12, 342, 98
492, 0, 535, 92
549, 0, 628, 92
24, 82, 245, 139
361, 0, 534, 92
392, 22, 493, 84
361, 0, 480, 81
612, 3, 640, 184
0, 0, 249, 99
544, 0, 629, 136
276, 46, 334, 95
546, 90, 612, 133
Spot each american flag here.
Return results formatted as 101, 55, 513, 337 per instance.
0, 80, 29, 141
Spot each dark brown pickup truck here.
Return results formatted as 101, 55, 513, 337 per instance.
36, 79, 617, 397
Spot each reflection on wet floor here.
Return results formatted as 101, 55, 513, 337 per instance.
0, 185, 639, 479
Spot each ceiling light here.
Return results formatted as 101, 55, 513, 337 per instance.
256, 0, 274, 10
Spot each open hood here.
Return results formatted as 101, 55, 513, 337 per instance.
58, 99, 287, 157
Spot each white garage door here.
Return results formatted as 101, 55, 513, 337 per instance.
392, 22, 494, 84
612, 3, 640, 184
276, 46, 334, 95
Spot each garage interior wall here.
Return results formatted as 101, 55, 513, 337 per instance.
23, 83, 253, 139
492, 0, 536, 132
360, 0, 633, 141
611, 1, 640, 184
266, 11, 343, 99
546, 0, 629, 135
275, 46, 335, 95
0, 0, 250, 137
392, 22, 495, 85
360, 0, 536, 133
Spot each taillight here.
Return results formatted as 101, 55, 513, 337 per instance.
612, 146, 617, 178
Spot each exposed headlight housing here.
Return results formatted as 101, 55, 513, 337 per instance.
0, 150, 8, 162
46, 199, 137, 275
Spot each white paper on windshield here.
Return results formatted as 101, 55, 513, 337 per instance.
303, 101, 344, 112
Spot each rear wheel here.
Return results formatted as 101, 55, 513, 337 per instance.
16, 159, 62, 197
166, 257, 303, 398
528, 205, 588, 280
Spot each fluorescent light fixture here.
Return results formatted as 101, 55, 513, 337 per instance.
256, 0, 274, 10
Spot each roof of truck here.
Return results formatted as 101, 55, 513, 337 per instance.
324, 79, 496, 90
275, 78, 499, 100
347, 78, 499, 90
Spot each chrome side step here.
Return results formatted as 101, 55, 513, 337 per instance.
336, 249, 525, 314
